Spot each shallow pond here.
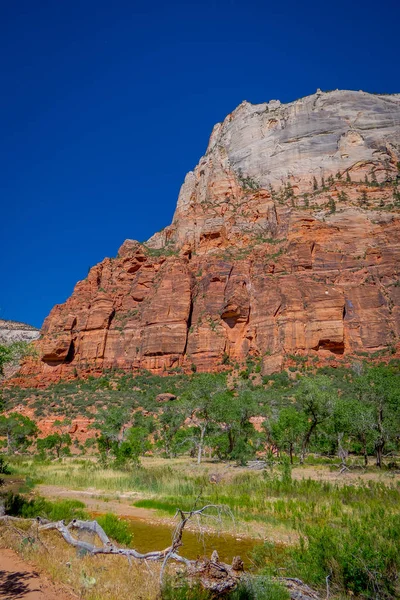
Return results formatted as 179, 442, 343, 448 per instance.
93, 513, 261, 567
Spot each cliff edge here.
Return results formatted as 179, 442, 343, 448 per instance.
14, 90, 400, 385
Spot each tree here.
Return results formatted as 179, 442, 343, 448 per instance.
93, 407, 130, 457
0, 413, 38, 453
269, 407, 307, 464
327, 196, 336, 214
0, 345, 12, 376
211, 386, 259, 464
0, 342, 36, 376
113, 426, 151, 468
181, 374, 227, 464
294, 376, 336, 463
155, 402, 188, 459
347, 400, 377, 466
354, 366, 400, 467
359, 190, 368, 206
37, 432, 72, 458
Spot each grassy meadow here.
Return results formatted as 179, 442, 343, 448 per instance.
3, 455, 400, 599
1, 361, 400, 597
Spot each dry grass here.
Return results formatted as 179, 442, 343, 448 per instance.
0, 519, 161, 600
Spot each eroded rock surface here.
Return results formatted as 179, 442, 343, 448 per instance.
13, 90, 400, 385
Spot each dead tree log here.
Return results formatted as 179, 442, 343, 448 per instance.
0, 505, 237, 575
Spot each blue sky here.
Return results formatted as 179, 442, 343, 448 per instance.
1, 0, 399, 328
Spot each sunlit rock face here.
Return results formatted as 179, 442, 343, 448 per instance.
14, 90, 400, 385
0, 319, 40, 345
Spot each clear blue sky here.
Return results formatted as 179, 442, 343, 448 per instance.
1, 0, 399, 328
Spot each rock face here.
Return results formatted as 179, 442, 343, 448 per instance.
15, 90, 400, 385
0, 319, 40, 345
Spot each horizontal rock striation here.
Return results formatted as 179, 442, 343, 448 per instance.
13, 90, 400, 385
0, 319, 40, 345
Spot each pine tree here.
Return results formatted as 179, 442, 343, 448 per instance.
327, 196, 336, 213
359, 191, 368, 206
346, 171, 351, 183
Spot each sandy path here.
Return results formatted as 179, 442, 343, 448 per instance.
0, 549, 75, 600
37, 485, 156, 520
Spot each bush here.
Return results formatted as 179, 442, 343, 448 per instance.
229, 576, 289, 600
253, 509, 400, 599
0, 456, 11, 474
161, 575, 289, 600
96, 513, 133, 546
161, 578, 213, 600
5, 493, 87, 521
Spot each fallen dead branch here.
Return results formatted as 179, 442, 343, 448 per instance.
0, 505, 244, 593
0, 512, 322, 598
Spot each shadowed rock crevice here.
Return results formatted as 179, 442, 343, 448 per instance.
313, 339, 345, 355
64, 339, 75, 363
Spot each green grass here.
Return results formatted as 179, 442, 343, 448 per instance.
133, 498, 183, 515
96, 513, 133, 545
6, 457, 400, 598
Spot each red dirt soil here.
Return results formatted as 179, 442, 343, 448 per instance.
0, 549, 75, 600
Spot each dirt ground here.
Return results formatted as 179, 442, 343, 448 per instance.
37, 485, 155, 520
0, 548, 75, 600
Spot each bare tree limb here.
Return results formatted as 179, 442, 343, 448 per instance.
0, 506, 244, 593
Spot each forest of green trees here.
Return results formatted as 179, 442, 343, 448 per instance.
1, 354, 400, 470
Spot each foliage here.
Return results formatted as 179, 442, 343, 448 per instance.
0, 455, 11, 474
0, 413, 38, 453
0, 341, 37, 375
161, 578, 213, 600
267, 407, 307, 464
96, 513, 133, 545
37, 433, 72, 458
0, 345, 13, 375
5, 493, 87, 521
229, 576, 289, 600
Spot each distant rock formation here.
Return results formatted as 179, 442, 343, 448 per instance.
0, 319, 40, 345
13, 90, 400, 386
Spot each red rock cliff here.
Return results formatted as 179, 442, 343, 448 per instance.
15, 90, 400, 384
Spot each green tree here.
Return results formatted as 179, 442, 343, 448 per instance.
211, 387, 259, 464
0, 345, 12, 376
93, 407, 129, 457
156, 402, 188, 459
181, 374, 227, 464
0, 342, 36, 376
113, 426, 151, 468
0, 413, 38, 453
269, 407, 307, 464
327, 196, 336, 213
354, 365, 400, 467
37, 432, 72, 458
294, 376, 336, 463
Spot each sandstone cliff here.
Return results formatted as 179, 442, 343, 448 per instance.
15, 90, 400, 385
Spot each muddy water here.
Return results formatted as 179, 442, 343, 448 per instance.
93, 514, 261, 567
